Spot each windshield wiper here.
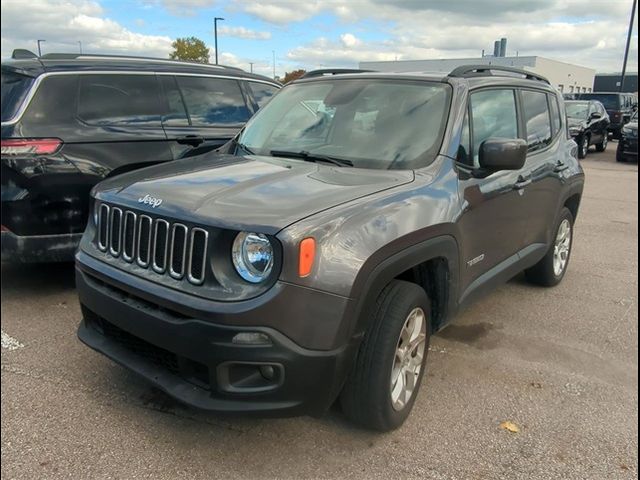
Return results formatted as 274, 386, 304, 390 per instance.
269, 150, 353, 167
236, 142, 255, 155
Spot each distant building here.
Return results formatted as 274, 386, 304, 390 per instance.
359, 56, 596, 94
594, 73, 638, 93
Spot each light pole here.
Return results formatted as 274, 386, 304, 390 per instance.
272, 50, 276, 79
37, 39, 45, 57
249, 62, 254, 73
78, 41, 83, 54
620, 0, 637, 92
214, 17, 224, 65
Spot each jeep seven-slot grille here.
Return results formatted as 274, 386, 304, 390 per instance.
97, 203, 208, 285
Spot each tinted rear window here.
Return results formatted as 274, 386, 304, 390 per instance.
175, 76, 250, 126
78, 74, 162, 126
1, 70, 35, 122
248, 82, 279, 109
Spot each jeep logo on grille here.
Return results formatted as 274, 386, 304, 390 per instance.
138, 194, 163, 208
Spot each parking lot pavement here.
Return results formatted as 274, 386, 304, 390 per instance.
1, 145, 637, 480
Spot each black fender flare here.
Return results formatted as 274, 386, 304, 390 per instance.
344, 234, 460, 341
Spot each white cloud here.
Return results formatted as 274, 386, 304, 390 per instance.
340, 33, 361, 48
241, 2, 323, 24
157, 0, 217, 17
218, 26, 272, 40
1, 0, 172, 58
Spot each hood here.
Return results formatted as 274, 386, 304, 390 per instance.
94, 154, 414, 234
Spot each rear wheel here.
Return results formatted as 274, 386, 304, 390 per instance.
525, 207, 574, 287
595, 134, 608, 152
616, 142, 626, 162
341, 280, 430, 431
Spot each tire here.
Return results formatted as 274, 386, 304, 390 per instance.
616, 143, 626, 162
525, 207, 574, 287
577, 134, 589, 159
341, 280, 431, 431
595, 134, 608, 152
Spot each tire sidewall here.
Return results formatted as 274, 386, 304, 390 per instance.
552, 208, 574, 283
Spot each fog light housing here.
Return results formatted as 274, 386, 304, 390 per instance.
232, 332, 272, 345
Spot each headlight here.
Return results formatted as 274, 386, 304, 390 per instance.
232, 232, 274, 283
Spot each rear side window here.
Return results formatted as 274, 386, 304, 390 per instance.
1, 70, 35, 122
248, 82, 279, 109
521, 90, 552, 152
159, 76, 189, 127
78, 74, 162, 126
548, 94, 562, 136
175, 76, 250, 126
470, 89, 518, 162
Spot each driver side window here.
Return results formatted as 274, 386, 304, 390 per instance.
469, 89, 519, 163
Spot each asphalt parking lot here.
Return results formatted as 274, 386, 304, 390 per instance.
1, 145, 638, 480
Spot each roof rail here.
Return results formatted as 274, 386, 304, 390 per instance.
39, 53, 227, 70
448, 64, 550, 85
301, 68, 374, 79
11, 49, 38, 60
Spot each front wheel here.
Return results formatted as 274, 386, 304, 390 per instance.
577, 135, 589, 159
525, 207, 574, 287
341, 280, 431, 431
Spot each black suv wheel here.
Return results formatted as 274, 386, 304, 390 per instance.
595, 134, 608, 152
577, 135, 589, 159
340, 280, 431, 431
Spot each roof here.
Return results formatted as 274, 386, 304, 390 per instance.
1, 54, 278, 84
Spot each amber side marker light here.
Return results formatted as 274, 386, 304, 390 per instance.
298, 238, 316, 277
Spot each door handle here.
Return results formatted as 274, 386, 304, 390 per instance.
176, 135, 205, 147
514, 175, 532, 190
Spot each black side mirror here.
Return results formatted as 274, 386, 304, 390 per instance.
478, 138, 527, 173
590, 112, 602, 120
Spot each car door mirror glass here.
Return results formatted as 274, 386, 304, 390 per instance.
590, 112, 602, 119
478, 138, 527, 173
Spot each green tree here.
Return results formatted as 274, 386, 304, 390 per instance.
283, 69, 306, 84
169, 37, 210, 63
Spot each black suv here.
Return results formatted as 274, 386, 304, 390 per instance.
1, 52, 279, 262
76, 66, 584, 431
564, 92, 638, 138
565, 100, 610, 158
617, 110, 638, 162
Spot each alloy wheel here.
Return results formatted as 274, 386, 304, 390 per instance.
553, 219, 572, 276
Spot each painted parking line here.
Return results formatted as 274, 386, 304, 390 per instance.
1, 330, 24, 351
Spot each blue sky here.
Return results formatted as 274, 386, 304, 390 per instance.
1, 0, 637, 77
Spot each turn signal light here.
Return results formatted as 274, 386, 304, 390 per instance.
298, 237, 316, 277
1, 138, 62, 156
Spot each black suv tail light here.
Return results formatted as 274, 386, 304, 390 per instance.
0, 138, 62, 156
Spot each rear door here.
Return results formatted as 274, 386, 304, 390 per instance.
517, 89, 565, 249
160, 75, 252, 159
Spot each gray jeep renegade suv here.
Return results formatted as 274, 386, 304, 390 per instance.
76, 65, 584, 431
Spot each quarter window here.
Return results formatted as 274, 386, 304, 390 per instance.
175, 76, 250, 126
470, 89, 518, 162
548, 94, 562, 136
78, 74, 162, 126
521, 90, 552, 152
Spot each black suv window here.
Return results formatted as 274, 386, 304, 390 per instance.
470, 89, 518, 162
78, 74, 162, 126
1, 70, 35, 122
521, 90, 552, 152
248, 82, 279, 109
175, 76, 250, 126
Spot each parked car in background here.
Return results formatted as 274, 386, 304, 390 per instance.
617, 110, 638, 163
565, 100, 610, 158
1, 52, 280, 262
563, 92, 638, 139
75, 65, 584, 431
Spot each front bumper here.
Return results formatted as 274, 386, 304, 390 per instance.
617, 136, 638, 161
1, 231, 81, 262
75, 253, 359, 416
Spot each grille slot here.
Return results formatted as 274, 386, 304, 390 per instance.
98, 204, 109, 251
95, 203, 208, 286
169, 224, 188, 279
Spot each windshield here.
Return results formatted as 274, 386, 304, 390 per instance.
1, 70, 35, 122
565, 102, 590, 119
236, 79, 451, 170
576, 94, 619, 110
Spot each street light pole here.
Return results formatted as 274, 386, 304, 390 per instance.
37, 39, 45, 57
620, 0, 637, 92
214, 17, 224, 65
249, 62, 254, 73
78, 41, 83, 54
272, 50, 276, 79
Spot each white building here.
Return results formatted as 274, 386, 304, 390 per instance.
360, 56, 596, 94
